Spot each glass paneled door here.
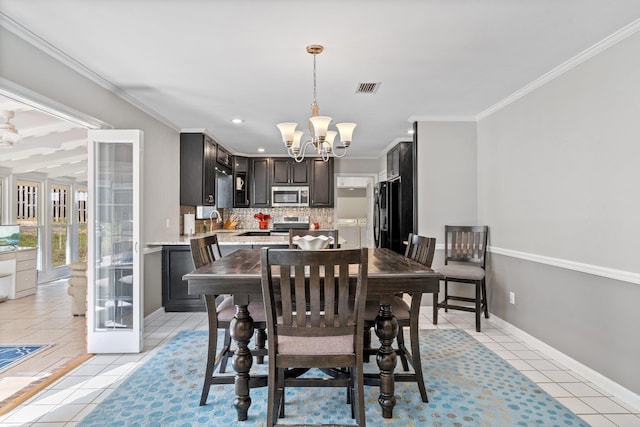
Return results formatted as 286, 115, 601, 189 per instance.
87, 129, 143, 353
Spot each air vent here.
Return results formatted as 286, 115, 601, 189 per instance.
355, 82, 381, 94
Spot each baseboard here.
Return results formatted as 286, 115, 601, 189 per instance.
488, 313, 640, 411
143, 307, 165, 325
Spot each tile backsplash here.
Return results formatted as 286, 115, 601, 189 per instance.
180, 206, 334, 234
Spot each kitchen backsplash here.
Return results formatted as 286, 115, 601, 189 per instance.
180, 206, 334, 234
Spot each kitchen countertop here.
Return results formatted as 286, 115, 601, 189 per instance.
146, 229, 345, 247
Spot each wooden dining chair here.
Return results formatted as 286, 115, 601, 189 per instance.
433, 225, 489, 332
288, 228, 339, 248
260, 247, 368, 427
362, 233, 436, 403
190, 234, 267, 406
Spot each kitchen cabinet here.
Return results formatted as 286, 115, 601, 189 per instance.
162, 245, 205, 312
272, 158, 309, 185
233, 156, 250, 208
309, 157, 334, 207
386, 141, 412, 180
216, 144, 233, 170
250, 157, 271, 208
180, 133, 216, 206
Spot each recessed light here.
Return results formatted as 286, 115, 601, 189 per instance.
231, 118, 244, 124
257, 148, 265, 153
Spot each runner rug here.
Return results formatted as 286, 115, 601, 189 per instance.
77, 329, 589, 426
0, 345, 48, 372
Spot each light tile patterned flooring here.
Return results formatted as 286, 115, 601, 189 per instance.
1, 281, 639, 426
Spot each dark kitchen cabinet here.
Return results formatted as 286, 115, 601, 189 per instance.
310, 157, 334, 207
272, 158, 309, 185
216, 144, 233, 170
180, 133, 216, 206
233, 156, 250, 208
386, 141, 412, 180
162, 245, 205, 312
250, 157, 271, 208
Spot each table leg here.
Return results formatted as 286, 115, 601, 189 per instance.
374, 299, 398, 418
230, 299, 254, 421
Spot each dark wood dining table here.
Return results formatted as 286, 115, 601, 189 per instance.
183, 247, 442, 421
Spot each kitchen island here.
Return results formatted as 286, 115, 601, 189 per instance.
147, 229, 345, 311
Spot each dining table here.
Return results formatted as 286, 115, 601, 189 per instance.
183, 247, 442, 421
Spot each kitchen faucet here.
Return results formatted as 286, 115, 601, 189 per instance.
209, 209, 222, 231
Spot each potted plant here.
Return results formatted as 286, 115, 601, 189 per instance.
254, 212, 272, 229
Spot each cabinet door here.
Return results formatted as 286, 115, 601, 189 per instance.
272, 158, 290, 184
387, 145, 399, 179
310, 158, 334, 207
162, 246, 205, 312
180, 133, 215, 205
233, 156, 250, 208
290, 160, 309, 184
250, 157, 271, 207
203, 136, 216, 205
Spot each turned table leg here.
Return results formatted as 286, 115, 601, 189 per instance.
374, 299, 398, 418
230, 298, 254, 421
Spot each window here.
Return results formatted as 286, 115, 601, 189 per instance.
77, 189, 88, 262
17, 181, 39, 249
51, 184, 71, 267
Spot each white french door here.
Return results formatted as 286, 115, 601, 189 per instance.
87, 129, 143, 353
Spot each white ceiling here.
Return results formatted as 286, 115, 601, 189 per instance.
1, 0, 640, 180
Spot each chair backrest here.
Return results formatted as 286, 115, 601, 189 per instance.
288, 229, 339, 249
261, 247, 368, 340
404, 233, 436, 268
189, 234, 223, 268
444, 225, 488, 269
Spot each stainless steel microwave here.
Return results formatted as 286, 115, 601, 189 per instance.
271, 186, 309, 207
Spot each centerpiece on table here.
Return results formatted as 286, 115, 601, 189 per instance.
254, 212, 272, 229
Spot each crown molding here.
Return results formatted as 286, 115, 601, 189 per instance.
477, 18, 640, 120
1, 12, 180, 132
408, 115, 477, 122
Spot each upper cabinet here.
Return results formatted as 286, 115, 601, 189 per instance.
272, 158, 309, 185
233, 156, 250, 208
387, 141, 412, 180
180, 133, 216, 206
250, 157, 271, 208
216, 144, 233, 170
310, 157, 334, 207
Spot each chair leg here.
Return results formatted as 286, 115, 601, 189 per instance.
218, 328, 232, 373
395, 327, 410, 372
432, 292, 439, 325
443, 280, 449, 312
482, 279, 489, 318
353, 359, 366, 427
475, 281, 482, 332
200, 295, 218, 406
410, 308, 428, 403
363, 327, 371, 363
255, 327, 266, 364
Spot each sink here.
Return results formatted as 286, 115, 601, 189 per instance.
236, 231, 271, 237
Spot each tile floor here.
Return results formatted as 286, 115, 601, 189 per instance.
1, 281, 639, 426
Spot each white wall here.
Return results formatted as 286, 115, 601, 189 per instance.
477, 30, 640, 397
1, 26, 180, 313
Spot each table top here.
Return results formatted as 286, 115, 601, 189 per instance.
184, 247, 442, 296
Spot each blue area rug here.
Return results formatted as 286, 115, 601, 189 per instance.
0, 345, 48, 372
78, 329, 589, 427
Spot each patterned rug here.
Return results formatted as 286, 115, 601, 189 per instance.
77, 329, 589, 427
0, 345, 48, 372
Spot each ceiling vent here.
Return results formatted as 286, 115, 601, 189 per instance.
355, 82, 381, 94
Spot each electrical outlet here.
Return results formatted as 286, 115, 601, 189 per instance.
509, 292, 515, 305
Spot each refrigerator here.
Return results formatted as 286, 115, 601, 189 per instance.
373, 179, 413, 254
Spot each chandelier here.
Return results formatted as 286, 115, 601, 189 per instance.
0, 111, 21, 147
277, 45, 356, 163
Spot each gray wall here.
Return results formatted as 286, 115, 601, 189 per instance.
1, 26, 180, 313
477, 30, 640, 395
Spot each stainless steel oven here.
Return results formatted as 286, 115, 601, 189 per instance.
271, 186, 309, 207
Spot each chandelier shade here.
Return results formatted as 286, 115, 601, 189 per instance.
276, 45, 356, 162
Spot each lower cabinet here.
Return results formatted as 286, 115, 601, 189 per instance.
162, 246, 204, 312
162, 243, 289, 312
